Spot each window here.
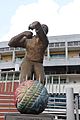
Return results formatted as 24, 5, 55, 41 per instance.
60, 79, 66, 84
8, 73, 13, 81
49, 43, 54, 47
14, 72, 19, 80
74, 41, 78, 46
55, 43, 59, 47
68, 42, 73, 46
50, 54, 65, 58
0, 73, 6, 81
60, 42, 65, 47
68, 41, 80, 46
53, 79, 58, 84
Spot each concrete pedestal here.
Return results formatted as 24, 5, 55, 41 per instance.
5, 113, 54, 120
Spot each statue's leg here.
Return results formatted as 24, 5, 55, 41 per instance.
34, 62, 45, 85
19, 60, 32, 83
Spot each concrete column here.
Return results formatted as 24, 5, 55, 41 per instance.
66, 87, 75, 120
12, 49, 15, 62
45, 75, 48, 88
66, 76, 69, 83
55, 116, 58, 119
52, 76, 54, 94
65, 41, 68, 60
75, 96, 79, 120
15, 63, 19, 71
58, 76, 60, 94
47, 45, 50, 59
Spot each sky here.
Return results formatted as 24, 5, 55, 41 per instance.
0, 0, 80, 41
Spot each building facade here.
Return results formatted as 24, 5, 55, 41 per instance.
0, 34, 80, 119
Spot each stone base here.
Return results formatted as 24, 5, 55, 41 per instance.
5, 113, 54, 120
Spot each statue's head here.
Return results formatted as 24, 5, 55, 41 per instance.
41, 24, 48, 34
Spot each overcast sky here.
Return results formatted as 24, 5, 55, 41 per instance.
0, 0, 80, 41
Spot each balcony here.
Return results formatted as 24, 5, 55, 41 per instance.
0, 61, 15, 69
46, 83, 80, 94
0, 59, 22, 70
43, 57, 80, 66
0, 57, 80, 70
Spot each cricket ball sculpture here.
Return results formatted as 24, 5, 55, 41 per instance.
14, 80, 49, 114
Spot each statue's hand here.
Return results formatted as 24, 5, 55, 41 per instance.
28, 21, 41, 30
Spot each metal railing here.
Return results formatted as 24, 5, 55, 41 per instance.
0, 71, 80, 93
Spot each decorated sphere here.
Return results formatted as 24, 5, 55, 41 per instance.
14, 80, 49, 114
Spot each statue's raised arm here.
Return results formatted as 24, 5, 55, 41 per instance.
8, 31, 33, 48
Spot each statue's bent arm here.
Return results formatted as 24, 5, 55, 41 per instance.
8, 31, 33, 48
